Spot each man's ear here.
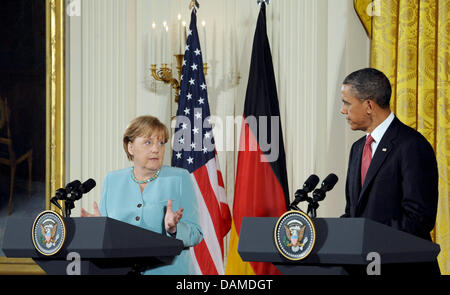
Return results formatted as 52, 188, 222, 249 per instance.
366, 99, 376, 114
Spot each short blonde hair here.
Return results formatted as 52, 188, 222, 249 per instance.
123, 116, 169, 161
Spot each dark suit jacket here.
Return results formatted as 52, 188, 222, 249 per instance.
342, 117, 440, 274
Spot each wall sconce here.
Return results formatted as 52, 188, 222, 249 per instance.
150, 13, 208, 103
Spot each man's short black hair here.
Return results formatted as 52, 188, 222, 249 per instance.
343, 68, 392, 109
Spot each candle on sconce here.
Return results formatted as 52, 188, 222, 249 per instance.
233, 29, 238, 75
151, 22, 156, 64
181, 21, 187, 54
166, 26, 170, 63
162, 22, 168, 64
177, 14, 182, 54
201, 20, 207, 62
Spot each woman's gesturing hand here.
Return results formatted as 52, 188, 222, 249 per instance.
165, 199, 184, 234
80, 201, 101, 217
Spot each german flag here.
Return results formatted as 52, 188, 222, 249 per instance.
225, 2, 289, 275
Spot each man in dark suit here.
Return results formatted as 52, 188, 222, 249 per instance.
340, 68, 440, 274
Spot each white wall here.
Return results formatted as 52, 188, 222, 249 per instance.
66, 0, 369, 219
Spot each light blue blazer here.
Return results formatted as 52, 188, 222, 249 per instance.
98, 165, 203, 275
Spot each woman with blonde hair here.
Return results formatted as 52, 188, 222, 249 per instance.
81, 115, 202, 275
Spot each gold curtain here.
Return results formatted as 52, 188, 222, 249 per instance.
355, 0, 449, 274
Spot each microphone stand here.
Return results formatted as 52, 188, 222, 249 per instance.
289, 190, 308, 213
49, 190, 81, 218
50, 188, 67, 217
308, 189, 327, 218
65, 191, 84, 218
306, 200, 319, 218
291, 197, 319, 218
65, 199, 75, 218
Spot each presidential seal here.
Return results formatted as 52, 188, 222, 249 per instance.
274, 210, 316, 261
32, 210, 66, 256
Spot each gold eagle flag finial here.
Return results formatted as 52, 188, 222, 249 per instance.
189, 0, 200, 11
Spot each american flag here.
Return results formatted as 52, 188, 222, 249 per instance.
172, 10, 231, 275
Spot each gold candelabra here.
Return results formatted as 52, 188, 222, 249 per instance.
151, 55, 208, 103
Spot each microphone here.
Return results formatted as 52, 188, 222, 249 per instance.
320, 173, 339, 192
290, 174, 319, 210
302, 174, 320, 193
69, 178, 96, 201
54, 188, 68, 200
302, 173, 338, 218
51, 178, 96, 218
312, 173, 339, 202
50, 186, 71, 212
79, 178, 96, 194
65, 180, 82, 193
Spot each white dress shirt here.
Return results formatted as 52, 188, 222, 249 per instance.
367, 112, 395, 157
